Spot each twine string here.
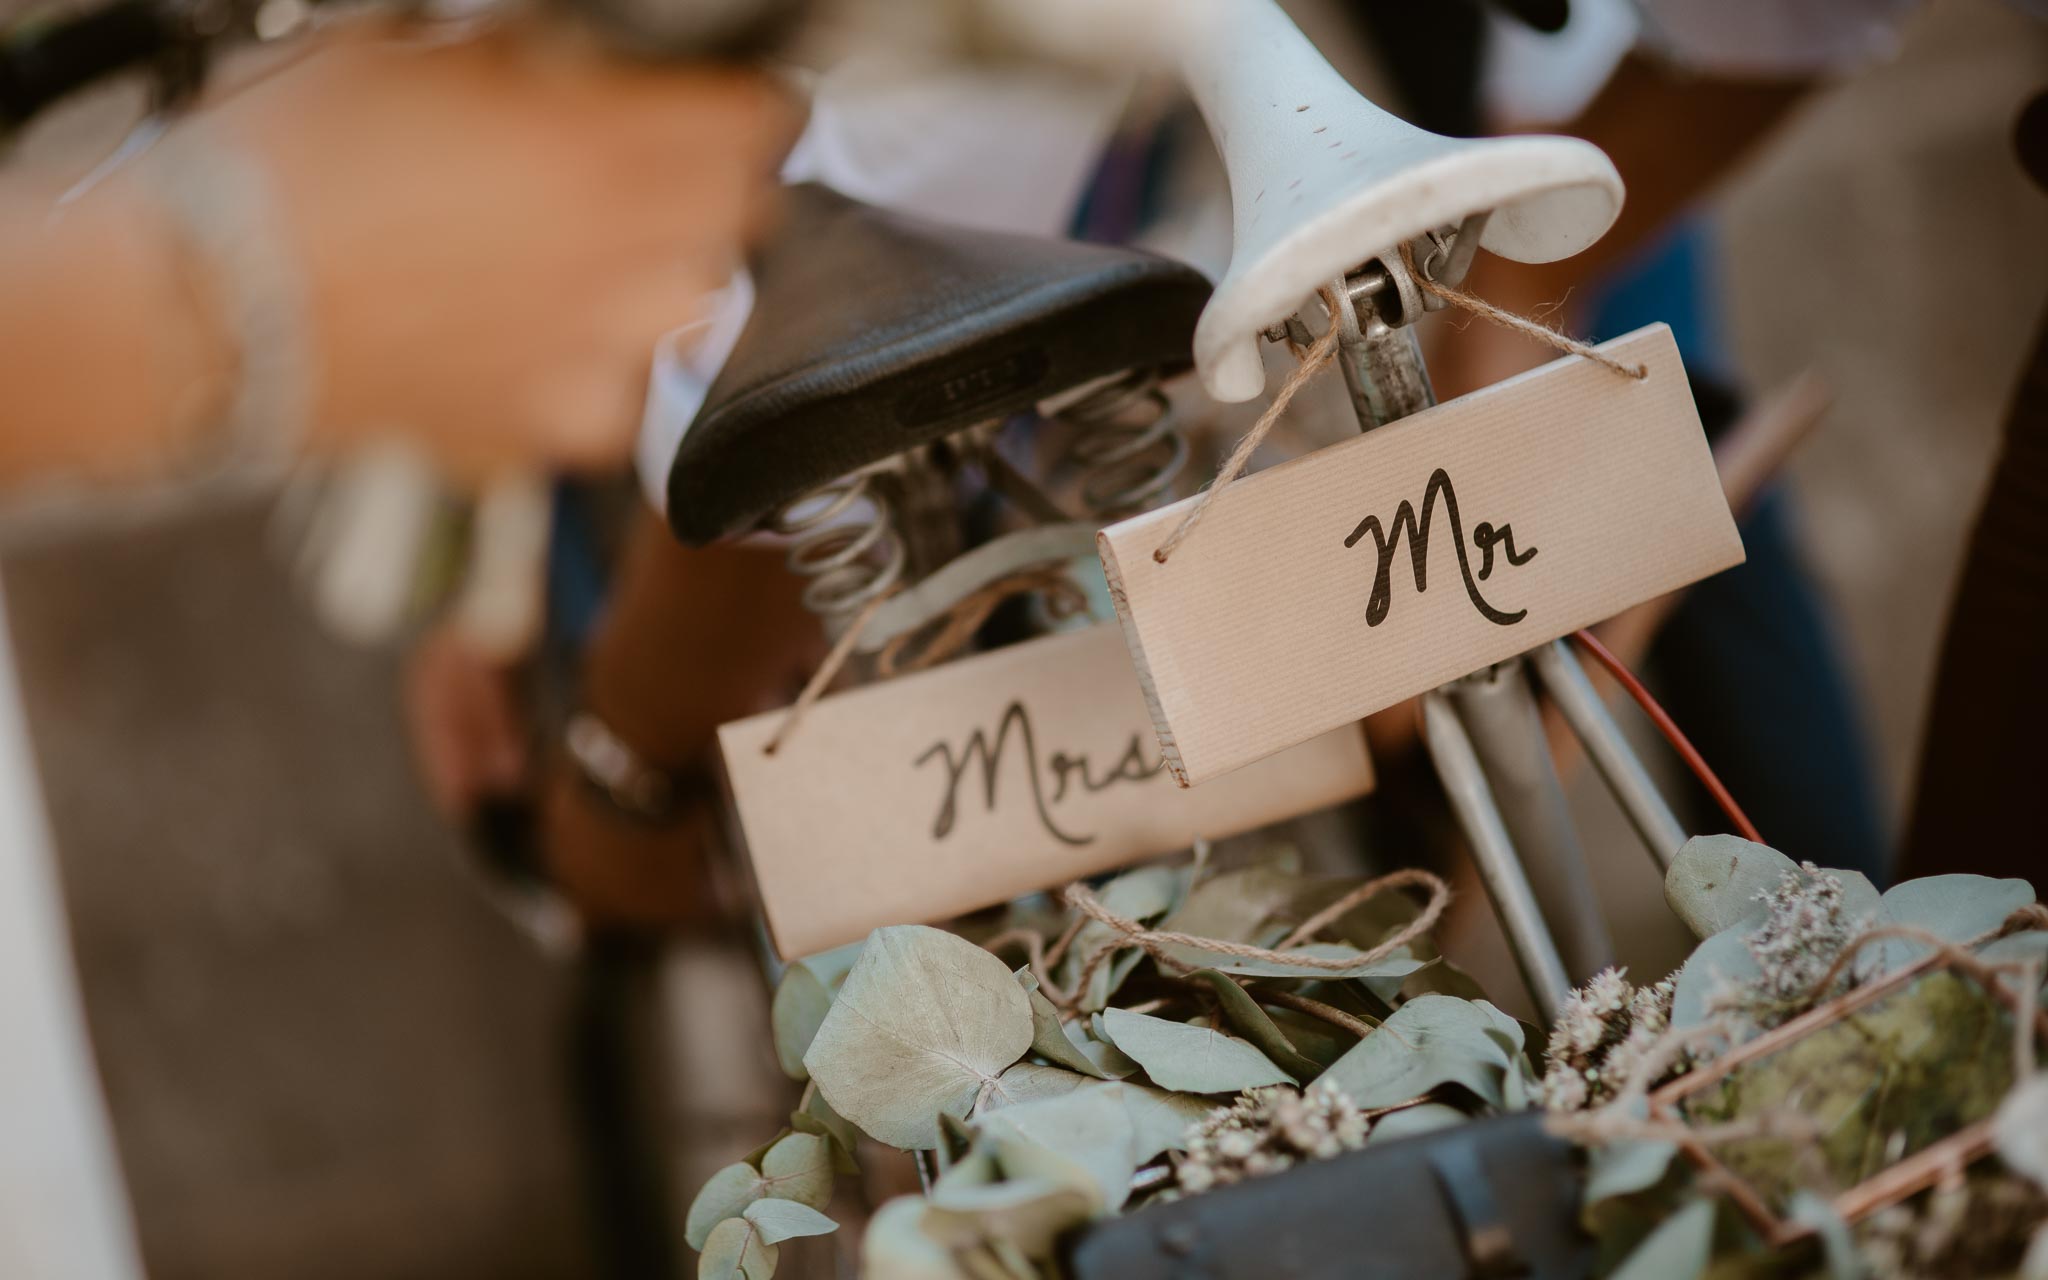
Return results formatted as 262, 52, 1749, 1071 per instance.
1057, 867, 1449, 1007
1152, 254, 1649, 566
1399, 241, 1648, 381
876, 563, 1089, 678
1151, 287, 1343, 565
762, 586, 897, 756
762, 563, 1088, 755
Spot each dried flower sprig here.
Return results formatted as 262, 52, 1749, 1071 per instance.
1539, 967, 1679, 1112
1708, 861, 1872, 1036
1174, 1079, 1371, 1195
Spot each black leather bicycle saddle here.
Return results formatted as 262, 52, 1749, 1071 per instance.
663, 182, 1213, 544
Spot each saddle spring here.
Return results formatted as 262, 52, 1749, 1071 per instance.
1052, 370, 1189, 519
769, 471, 908, 625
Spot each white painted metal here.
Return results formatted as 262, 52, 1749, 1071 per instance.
1172, 0, 1625, 401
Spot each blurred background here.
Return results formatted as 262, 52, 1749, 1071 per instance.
3, 0, 2045, 1275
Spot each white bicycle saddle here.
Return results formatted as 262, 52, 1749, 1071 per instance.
1175, 0, 1625, 402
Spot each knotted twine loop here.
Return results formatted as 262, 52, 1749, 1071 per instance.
763, 564, 1090, 755
1055, 866, 1450, 1010
1399, 241, 1649, 382
876, 562, 1090, 678
1151, 286, 1344, 565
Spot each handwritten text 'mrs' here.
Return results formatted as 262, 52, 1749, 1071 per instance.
914, 701, 1166, 846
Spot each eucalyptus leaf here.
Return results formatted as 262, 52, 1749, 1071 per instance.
1980, 931, 2048, 970
1263, 1006, 1359, 1072
795, 1086, 860, 1173
1788, 1191, 1865, 1280
936, 1112, 977, 1171
1110, 1083, 1216, 1160
699, 1215, 777, 1280
1838, 870, 1882, 924
1185, 969, 1323, 1081
975, 1087, 1138, 1210
682, 1132, 835, 1251
770, 941, 862, 1081
1161, 866, 1299, 940
1585, 1139, 1680, 1204
1993, 1074, 2048, 1187
862, 1197, 970, 1280
687, 1164, 765, 1252
742, 1198, 838, 1246
924, 1175, 1096, 1258
1098, 1008, 1292, 1094
1664, 836, 1798, 939
980, 1063, 1094, 1110
981, 1076, 1210, 1161
739, 1128, 792, 1173
1608, 1197, 1715, 1280
1175, 943, 1427, 983
935, 1145, 1001, 1192
1669, 925, 1762, 1031
759, 1133, 834, 1210
1320, 995, 1531, 1110
1364, 1102, 1467, 1145
1399, 956, 1489, 1003
1875, 874, 2037, 972
1017, 971, 1134, 1080
804, 926, 1034, 1150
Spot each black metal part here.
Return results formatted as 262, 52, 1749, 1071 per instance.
1065, 1112, 1592, 1280
663, 182, 1211, 545
1, 0, 183, 126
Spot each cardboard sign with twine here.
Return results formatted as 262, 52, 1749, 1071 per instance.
1098, 323, 1743, 787
718, 623, 1375, 959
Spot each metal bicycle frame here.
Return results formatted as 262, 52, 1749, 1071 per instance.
1305, 222, 1690, 1023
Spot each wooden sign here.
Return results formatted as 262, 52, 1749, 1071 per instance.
718, 624, 1375, 958
1099, 324, 1742, 787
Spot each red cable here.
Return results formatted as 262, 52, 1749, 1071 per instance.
1569, 628, 1765, 845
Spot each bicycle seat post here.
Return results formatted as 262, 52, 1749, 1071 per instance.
1166, 0, 1721, 1016
1284, 227, 1613, 1019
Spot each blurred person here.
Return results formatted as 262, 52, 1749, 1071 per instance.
398, 49, 1128, 924
1452, 0, 2045, 883
0, 12, 795, 1277
1, 14, 797, 496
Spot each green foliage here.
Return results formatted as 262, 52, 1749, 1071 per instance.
770, 941, 862, 1081
698, 1200, 837, 1280
1609, 1198, 1717, 1280
1573, 851, 2047, 1280
1665, 837, 1800, 939
683, 1132, 835, 1251
803, 926, 1034, 1150
1096, 1008, 1293, 1094
1184, 968, 1325, 1081
1321, 995, 1534, 1110
1017, 971, 1135, 1080
692, 856, 1565, 1277
1682, 970, 2016, 1216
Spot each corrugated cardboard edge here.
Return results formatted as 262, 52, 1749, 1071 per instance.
710, 726, 797, 961
1097, 528, 1191, 788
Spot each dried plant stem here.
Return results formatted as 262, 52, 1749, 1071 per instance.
1258, 989, 1378, 1041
